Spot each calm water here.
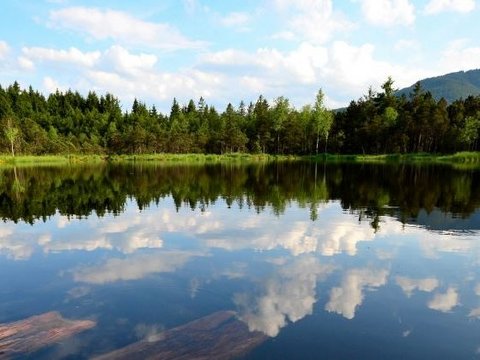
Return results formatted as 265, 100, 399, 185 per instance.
1, 162, 480, 359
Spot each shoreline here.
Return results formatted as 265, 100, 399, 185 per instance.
0, 152, 479, 167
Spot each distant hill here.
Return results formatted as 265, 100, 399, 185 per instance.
396, 69, 480, 103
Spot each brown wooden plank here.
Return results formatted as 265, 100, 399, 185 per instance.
0, 311, 95, 358
94, 311, 267, 360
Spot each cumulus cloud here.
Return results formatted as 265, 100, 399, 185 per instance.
0, 40, 10, 59
396, 276, 439, 297
357, 0, 416, 27
437, 39, 480, 74
271, 0, 352, 44
424, 0, 475, 14
73, 250, 203, 284
325, 268, 389, 319
200, 42, 328, 85
48, 7, 202, 50
235, 256, 335, 337
19, 44, 219, 105
43, 76, 65, 93
22, 46, 101, 67
428, 288, 459, 312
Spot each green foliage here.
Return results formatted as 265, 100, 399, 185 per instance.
0, 79, 480, 156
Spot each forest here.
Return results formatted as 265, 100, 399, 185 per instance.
1, 78, 479, 155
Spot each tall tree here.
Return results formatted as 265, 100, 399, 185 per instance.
4, 118, 20, 157
312, 89, 334, 154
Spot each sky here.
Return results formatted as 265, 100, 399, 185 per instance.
0, 0, 479, 112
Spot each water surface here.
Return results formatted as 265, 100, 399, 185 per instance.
0, 162, 479, 359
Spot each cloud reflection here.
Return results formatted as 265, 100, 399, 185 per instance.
73, 250, 204, 284
325, 268, 389, 319
427, 288, 459, 312
396, 276, 439, 297
234, 256, 335, 337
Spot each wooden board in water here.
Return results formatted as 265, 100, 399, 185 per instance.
0, 311, 95, 358
94, 311, 267, 360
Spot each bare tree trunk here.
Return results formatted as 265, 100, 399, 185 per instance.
10, 140, 15, 157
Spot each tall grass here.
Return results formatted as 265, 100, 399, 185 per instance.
0, 152, 479, 168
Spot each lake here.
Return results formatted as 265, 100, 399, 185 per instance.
0, 161, 479, 359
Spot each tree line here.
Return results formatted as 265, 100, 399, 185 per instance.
1, 78, 479, 155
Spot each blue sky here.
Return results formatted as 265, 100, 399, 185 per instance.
0, 0, 479, 111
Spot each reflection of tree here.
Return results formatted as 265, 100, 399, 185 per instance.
0, 163, 478, 228
11, 166, 25, 200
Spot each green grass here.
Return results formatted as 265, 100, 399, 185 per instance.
0, 152, 479, 168
0, 153, 299, 167
0, 154, 106, 167
306, 152, 480, 168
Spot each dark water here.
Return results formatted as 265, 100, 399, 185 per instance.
0, 162, 479, 359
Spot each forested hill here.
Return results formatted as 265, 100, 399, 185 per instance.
0, 78, 479, 156
397, 69, 480, 102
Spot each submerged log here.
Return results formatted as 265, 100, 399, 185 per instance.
0, 311, 95, 357
94, 310, 267, 360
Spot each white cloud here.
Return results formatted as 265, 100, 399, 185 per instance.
271, 31, 296, 41
325, 268, 389, 319
0, 40, 9, 59
19, 45, 218, 105
437, 39, 480, 74
424, 0, 475, 14
73, 251, 203, 284
220, 12, 251, 27
428, 288, 459, 312
48, 7, 202, 51
271, 0, 353, 44
17, 56, 35, 70
43, 76, 64, 93
22, 46, 101, 67
201, 42, 328, 85
100, 45, 158, 76
235, 256, 335, 337
396, 276, 439, 297
357, 0, 416, 27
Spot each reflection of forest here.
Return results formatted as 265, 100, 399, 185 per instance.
0, 162, 478, 229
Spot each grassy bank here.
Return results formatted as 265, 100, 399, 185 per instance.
0, 152, 479, 168
307, 151, 480, 165
0, 153, 298, 167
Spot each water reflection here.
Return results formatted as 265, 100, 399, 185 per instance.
234, 256, 335, 336
73, 250, 205, 284
0, 162, 479, 359
325, 267, 389, 319
0, 163, 479, 229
